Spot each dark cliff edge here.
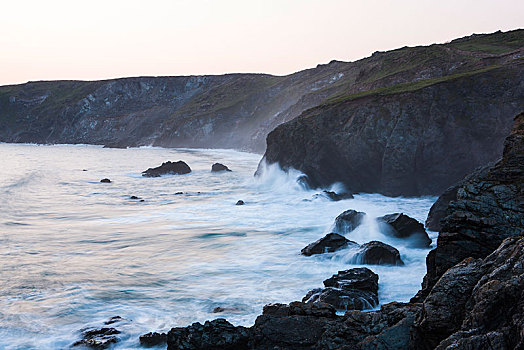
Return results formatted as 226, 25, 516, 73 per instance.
1, 29, 523, 155
262, 60, 524, 196
146, 113, 523, 349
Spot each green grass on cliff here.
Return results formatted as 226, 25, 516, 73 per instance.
324, 65, 503, 106
448, 29, 524, 54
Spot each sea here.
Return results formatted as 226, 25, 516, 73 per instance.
0, 143, 437, 349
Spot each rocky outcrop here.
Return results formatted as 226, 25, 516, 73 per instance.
352, 241, 404, 266
333, 209, 366, 234
425, 164, 492, 231
415, 112, 524, 300
262, 59, 524, 196
302, 268, 379, 311
300, 232, 358, 256
378, 213, 431, 248
142, 161, 191, 177
2, 30, 522, 154
211, 163, 232, 172
73, 328, 120, 349
139, 332, 167, 347
167, 319, 251, 350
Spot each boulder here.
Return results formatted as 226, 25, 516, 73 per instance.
211, 163, 232, 172
139, 332, 167, 347
378, 213, 431, 248
235, 200, 244, 206
302, 268, 379, 311
333, 209, 366, 234
100, 178, 111, 183
353, 241, 404, 266
313, 190, 354, 201
301, 232, 358, 256
166, 318, 251, 350
142, 161, 191, 177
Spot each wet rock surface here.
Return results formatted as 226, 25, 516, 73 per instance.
73, 327, 120, 349
303, 268, 379, 311
416, 112, 524, 300
139, 332, 167, 347
100, 178, 111, 183
353, 241, 404, 266
142, 161, 191, 177
333, 209, 366, 234
211, 163, 232, 172
300, 232, 358, 256
378, 213, 431, 248
166, 318, 251, 350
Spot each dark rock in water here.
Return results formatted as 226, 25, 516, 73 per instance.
82, 169, 88, 171
73, 327, 120, 349
129, 195, 140, 200
303, 268, 379, 311
142, 161, 191, 177
323, 267, 379, 294
213, 306, 241, 313
100, 178, 111, 183
211, 163, 232, 172
415, 112, 524, 301
235, 200, 244, 206
353, 241, 404, 266
333, 209, 365, 234
314, 190, 354, 201
378, 213, 431, 248
301, 232, 358, 256
139, 332, 167, 347
166, 318, 251, 350
174, 191, 183, 195
104, 316, 126, 325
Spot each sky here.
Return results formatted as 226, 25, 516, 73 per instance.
0, 0, 522, 86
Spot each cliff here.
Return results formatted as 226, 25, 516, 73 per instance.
263, 53, 524, 196
1, 29, 523, 155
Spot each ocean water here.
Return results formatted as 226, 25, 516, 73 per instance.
0, 144, 437, 349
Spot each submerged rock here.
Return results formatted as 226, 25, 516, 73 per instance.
211, 163, 232, 172
353, 241, 404, 266
314, 190, 354, 201
333, 209, 366, 234
213, 306, 242, 313
301, 232, 358, 256
235, 200, 244, 205
303, 268, 379, 311
142, 161, 191, 177
73, 327, 120, 349
100, 178, 111, 183
378, 213, 431, 248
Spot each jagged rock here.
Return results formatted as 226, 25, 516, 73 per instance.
166, 318, 251, 350
301, 232, 358, 256
73, 327, 120, 349
100, 178, 111, 183
378, 213, 431, 248
104, 316, 127, 325
425, 164, 493, 231
142, 161, 191, 177
129, 195, 140, 200
333, 209, 366, 234
352, 241, 404, 266
302, 268, 379, 311
139, 332, 167, 347
211, 163, 232, 172
235, 200, 244, 206
415, 112, 524, 301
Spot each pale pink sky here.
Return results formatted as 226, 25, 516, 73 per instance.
0, 0, 522, 86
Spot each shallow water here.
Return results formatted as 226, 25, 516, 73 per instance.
0, 144, 437, 349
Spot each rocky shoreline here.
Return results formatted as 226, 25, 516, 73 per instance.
127, 112, 522, 349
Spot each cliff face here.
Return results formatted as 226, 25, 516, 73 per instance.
415, 112, 524, 300
1, 29, 523, 154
